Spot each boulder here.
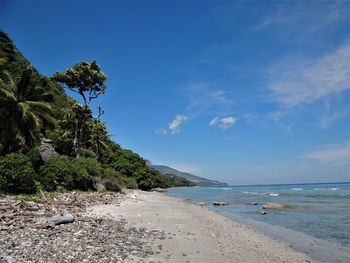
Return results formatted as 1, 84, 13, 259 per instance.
38, 139, 59, 162
262, 202, 294, 209
212, 201, 228, 206
92, 177, 121, 193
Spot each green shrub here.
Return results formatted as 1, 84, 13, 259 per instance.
100, 165, 121, 179
38, 156, 93, 191
80, 148, 98, 159
133, 167, 153, 190
118, 176, 138, 189
75, 157, 103, 177
25, 148, 44, 171
151, 172, 172, 189
0, 153, 37, 194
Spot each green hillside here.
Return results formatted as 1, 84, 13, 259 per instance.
0, 31, 175, 194
151, 165, 228, 187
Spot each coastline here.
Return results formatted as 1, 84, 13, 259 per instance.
87, 190, 328, 263
219, 210, 350, 263
1, 190, 348, 262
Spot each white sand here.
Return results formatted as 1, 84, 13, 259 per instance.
86, 190, 318, 263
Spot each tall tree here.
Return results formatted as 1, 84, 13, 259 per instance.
0, 68, 55, 153
85, 119, 109, 160
51, 60, 107, 157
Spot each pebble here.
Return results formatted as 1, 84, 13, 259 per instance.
0, 192, 171, 262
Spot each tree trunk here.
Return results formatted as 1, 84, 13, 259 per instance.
74, 118, 83, 158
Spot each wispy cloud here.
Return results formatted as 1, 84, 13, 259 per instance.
255, 1, 348, 41
157, 115, 188, 135
304, 141, 350, 165
268, 44, 350, 107
209, 116, 237, 130
183, 82, 233, 116
320, 99, 348, 129
156, 128, 168, 136
269, 111, 295, 135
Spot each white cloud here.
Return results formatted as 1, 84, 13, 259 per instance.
157, 115, 188, 135
156, 128, 168, 135
210, 116, 237, 130
304, 141, 350, 165
169, 115, 188, 134
268, 44, 350, 107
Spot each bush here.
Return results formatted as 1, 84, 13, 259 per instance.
25, 148, 44, 171
0, 153, 37, 194
100, 165, 120, 179
38, 156, 93, 191
80, 148, 98, 159
118, 176, 138, 189
151, 172, 172, 189
75, 157, 103, 177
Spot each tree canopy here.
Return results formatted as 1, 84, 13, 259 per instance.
0, 31, 195, 194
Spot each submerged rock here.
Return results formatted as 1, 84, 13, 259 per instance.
194, 202, 207, 206
212, 202, 228, 206
245, 202, 259, 205
262, 202, 294, 209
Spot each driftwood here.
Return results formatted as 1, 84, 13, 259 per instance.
51, 210, 74, 225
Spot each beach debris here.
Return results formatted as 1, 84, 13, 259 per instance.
262, 202, 294, 209
194, 201, 207, 206
212, 201, 228, 206
0, 192, 173, 262
0, 191, 123, 232
245, 202, 259, 205
51, 210, 74, 225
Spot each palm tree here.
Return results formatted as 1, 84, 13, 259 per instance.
0, 68, 55, 153
85, 119, 109, 160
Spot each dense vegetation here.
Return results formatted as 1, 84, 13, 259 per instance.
0, 31, 191, 194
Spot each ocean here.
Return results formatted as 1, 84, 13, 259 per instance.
166, 182, 350, 247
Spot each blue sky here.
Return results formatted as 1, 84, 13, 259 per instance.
1, 0, 349, 185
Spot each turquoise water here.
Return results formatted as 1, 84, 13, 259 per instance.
166, 182, 350, 246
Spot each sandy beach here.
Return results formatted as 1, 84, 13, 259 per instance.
2, 190, 348, 262
86, 190, 319, 263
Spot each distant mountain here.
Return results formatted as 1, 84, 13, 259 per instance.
151, 165, 228, 187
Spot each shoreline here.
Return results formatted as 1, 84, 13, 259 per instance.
218, 210, 350, 263
1, 190, 349, 262
169, 192, 350, 263
86, 190, 329, 263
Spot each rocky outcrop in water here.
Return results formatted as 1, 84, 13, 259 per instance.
262, 202, 294, 209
